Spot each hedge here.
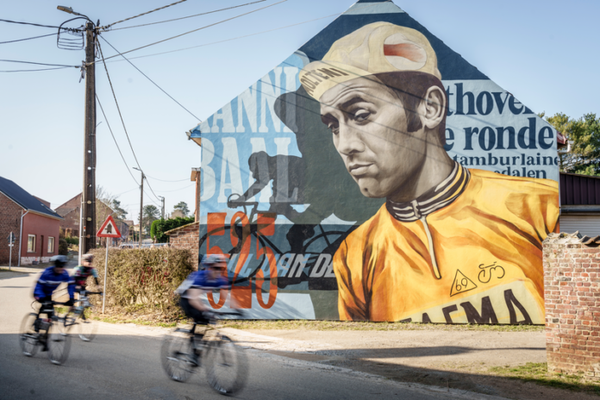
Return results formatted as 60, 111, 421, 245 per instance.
151, 217, 195, 243
89, 247, 194, 320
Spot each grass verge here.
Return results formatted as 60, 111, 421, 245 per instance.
490, 362, 600, 396
83, 312, 544, 332
222, 319, 545, 332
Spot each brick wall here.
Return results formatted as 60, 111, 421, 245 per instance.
0, 193, 23, 265
167, 222, 199, 269
543, 232, 600, 378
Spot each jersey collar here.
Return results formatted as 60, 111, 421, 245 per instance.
386, 162, 470, 222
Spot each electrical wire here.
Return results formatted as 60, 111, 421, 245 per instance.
154, 184, 195, 193
143, 190, 162, 207
0, 59, 78, 68
101, 0, 188, 30
0, 65, 73, 73
143, 175, 189, 182
106, 0, 267, 31
95, 94, 140, 186
97, 42, 163, 203
97, 41, 144, 179
100, 0, 287, 62
0, 32, 57, 45
107, 12, 340, 63
0, 18, 61, 29
115, 188, 139, 197
100, 36, 201, 121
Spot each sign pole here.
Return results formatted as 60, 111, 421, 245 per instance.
8, 232, 14, 271
96, 215, 120, 315
102, 238, 108, 314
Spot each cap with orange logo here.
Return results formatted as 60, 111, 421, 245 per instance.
299, 22, 441, 101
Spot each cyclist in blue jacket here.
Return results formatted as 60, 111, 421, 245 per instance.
177, 254, 229, 326
176, 254, 230, 365
34, 255, 76, 320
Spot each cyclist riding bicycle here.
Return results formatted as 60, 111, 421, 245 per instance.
73, 253, 99, 294
33, 255, 75, 349
176, 254, 229, 365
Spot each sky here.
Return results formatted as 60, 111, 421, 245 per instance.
1, 0, 599, 224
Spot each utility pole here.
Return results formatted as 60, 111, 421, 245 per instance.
82, 20, 97, 254
134, 167, 144, 248
58, 6, 97, 255
159, 196, 165, 220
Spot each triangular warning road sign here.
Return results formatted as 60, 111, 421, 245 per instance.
97, 215, 121, 238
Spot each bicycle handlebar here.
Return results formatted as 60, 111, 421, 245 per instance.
227, 193, 258, 208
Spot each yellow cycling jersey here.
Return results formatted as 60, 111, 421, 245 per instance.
333, 166, 559, 323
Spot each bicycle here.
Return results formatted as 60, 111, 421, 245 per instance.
160, 310, 248, 395
203, 193, 349, 287
64, 290, 103, 342
19, 300, 72, 365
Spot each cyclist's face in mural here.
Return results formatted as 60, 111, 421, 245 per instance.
319, 76, 427, 199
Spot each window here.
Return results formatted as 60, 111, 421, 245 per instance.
27, 235, 36, 253
48, 237, 55, 253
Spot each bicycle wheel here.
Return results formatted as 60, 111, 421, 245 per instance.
161, 331, 195, 382
77, 307, 97, 342
19, 313, 40, 357
47, 319, 71, 365
204, 335, 249, 395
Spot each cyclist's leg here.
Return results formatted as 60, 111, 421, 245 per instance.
37, 298, 53, 351
179, 297, 208, 364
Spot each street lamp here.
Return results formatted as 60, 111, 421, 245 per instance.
57, 6, 83, 16
133, 167, 144, 248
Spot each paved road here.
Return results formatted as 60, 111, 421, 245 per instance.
0, 269, 507, 400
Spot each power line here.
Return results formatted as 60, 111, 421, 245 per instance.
0, 32, 57, 45
96, 41, 148, 192
0, 18, 61, 29
144, 175, 189, 182
154, 184, 195, 193
97, 43, 164, 204
101, 0, 188, 30
0, 66, 72, 73
0, 59, 78, 68
99, 36, 201, 121
97, 41, 163, 204
107, 12, 339, 63
95, 94, 139, 186
101, 0, 287, 62
106, 0, 266, 31
143, 190, 162, 207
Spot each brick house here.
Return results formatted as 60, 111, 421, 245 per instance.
54, 194, 81, 238
0, 176, 63, 266
166, 221, 200, 268
55, 193, 129, 244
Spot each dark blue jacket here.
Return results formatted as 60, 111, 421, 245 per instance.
190, 270, 229, 290
34, 266, 75, 300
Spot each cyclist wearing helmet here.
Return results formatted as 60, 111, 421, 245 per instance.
176, 254, 229, 326
33, 255, 75, 320
73, 253, 99, 294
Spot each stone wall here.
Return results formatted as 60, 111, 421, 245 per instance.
166, 222, 199, 269
543, 232, 600, 378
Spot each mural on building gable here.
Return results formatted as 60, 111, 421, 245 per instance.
190, 0, 559, 324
